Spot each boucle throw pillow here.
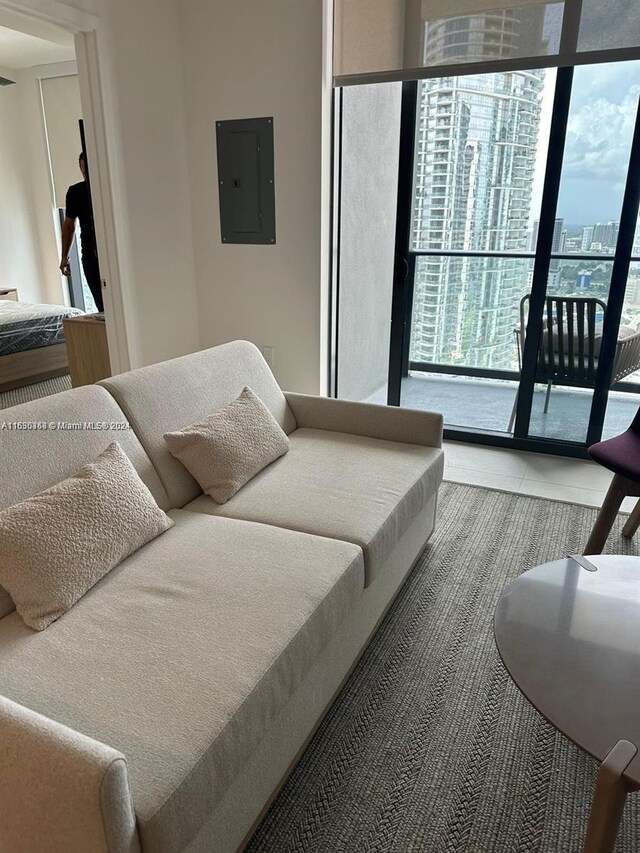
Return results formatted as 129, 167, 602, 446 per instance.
164, 386, 290, 504
0, 585, 14, 621
0, 442, 173, 631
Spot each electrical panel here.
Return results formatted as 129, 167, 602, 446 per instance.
216, 117, 276, 245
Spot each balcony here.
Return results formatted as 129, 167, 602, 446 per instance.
366, 372, 638, 443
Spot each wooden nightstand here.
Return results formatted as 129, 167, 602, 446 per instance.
63, 314, 112, 387
0, 288, 18, 301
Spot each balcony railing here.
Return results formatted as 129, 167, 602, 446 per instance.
406, 248, 640, 397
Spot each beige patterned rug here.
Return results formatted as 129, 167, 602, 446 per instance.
0, 375, 71, 410
248, 483, 639, 852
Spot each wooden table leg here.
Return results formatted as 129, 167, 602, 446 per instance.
583, 740, 637, 853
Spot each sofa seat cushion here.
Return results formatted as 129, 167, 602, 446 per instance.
184, 428, 444, 587
0, 510, 364, 853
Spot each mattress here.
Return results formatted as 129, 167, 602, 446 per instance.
0, 301, 84, 357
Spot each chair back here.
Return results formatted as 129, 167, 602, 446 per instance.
520, 294, 606, 387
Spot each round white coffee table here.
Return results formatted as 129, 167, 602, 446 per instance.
494, 554, 640, 853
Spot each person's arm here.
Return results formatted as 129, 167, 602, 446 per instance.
60, 216, 76, 277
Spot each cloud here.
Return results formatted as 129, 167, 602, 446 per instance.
564, 84, 639, 183
555, 64, 640, 222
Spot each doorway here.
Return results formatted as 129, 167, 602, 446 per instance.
0, 13, 89, 402
0, 1, 129, 383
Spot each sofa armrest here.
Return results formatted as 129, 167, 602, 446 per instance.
0, 695, 140, 853
285, 393, 443, 448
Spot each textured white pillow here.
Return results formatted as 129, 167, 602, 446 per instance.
0, 442, 174, 631
0, 585, 14, 621
164, 386, 290, 504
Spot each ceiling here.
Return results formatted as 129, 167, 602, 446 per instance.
0, 9, 75, 70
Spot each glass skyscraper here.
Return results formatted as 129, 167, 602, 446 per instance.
409, 12, 547, 369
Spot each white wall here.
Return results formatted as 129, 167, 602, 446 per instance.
93, 0, 200, 367
181, 0, 327, 393
8, 0, 332, 380
0, 64, 63, 304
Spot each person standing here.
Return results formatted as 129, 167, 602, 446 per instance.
59, 152, 104, 312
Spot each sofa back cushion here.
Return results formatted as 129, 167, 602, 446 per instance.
100, 341, 297, 508
0, 386, 170, 620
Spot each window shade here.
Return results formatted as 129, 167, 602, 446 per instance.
334, 0, 640, 84
577, 0, 640, 53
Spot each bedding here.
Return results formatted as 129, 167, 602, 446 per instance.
0, 301, 84, 357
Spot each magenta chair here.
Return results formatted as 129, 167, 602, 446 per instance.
586, 409, 640, 553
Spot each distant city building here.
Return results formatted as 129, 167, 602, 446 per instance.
580, 221, 619, 253
422, 7, 551, 66
576, 271, 592, 290
530, 218, 564, 252
626, 274, 640, 306
592, 220, 619, 251
581, 226, 594, 252
564, 235, 582, 252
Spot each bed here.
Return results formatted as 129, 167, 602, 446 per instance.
0, 296, 84, 391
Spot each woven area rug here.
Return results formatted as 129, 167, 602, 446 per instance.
0, 374, 71, 410
248, 483, 640, 853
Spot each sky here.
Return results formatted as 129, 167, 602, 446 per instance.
531, 61, 640, 228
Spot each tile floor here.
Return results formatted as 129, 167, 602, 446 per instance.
443, 440, 635, 512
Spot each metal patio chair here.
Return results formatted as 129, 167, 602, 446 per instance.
508, 295, 640, 432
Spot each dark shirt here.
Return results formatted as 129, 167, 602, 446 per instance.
65, 181, 96, 259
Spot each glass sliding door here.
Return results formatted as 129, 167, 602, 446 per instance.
398, 66, 554, 434
604, 253, 640, 440
386, 60, 640, 454
526, 61, 640, 444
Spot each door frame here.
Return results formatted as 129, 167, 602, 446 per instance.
0, 0, 132, 376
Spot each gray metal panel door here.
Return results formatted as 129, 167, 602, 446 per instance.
216, 117, 276, 245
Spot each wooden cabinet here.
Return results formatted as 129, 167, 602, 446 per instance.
63, 314, 111, 387
0, 289, 18, 301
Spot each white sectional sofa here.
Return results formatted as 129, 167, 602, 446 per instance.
0, 341, 443, 853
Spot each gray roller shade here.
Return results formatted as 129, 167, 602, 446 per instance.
333, 0, 640, 86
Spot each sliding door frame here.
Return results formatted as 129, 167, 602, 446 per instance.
386, 63, 640, 457
512, 66, 574, 441
388, 81, 418, 407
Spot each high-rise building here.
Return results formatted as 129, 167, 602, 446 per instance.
530, 218, 564, 252
409, 10, 547, 370
581, 225, 594, 252
592, 220, 619, 251
422, 7, 552, 67
410, 69, 545, 368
